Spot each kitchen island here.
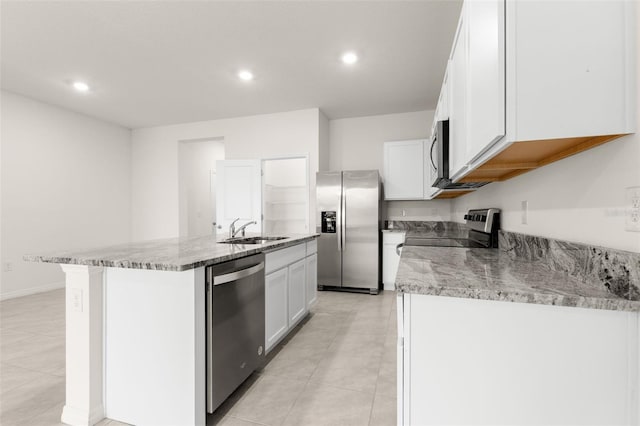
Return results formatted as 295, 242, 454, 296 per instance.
395, 230, 640, 425
25, 233, 319, 426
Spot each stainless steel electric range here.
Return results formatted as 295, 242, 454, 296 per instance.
403, 208, 501, 249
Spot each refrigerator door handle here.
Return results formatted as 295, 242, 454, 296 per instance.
341, 184, 346, 251
336, 189, 342, 252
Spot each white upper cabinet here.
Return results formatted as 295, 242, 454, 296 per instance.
383, 139, 425, 200
448, 9, 469, 181
449, 0, 507, 181
216, 159, 262, 235
440, 0, 635, 188
466, 0, 505, 163
509, 0, 634, 142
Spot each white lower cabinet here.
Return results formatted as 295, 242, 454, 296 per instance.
398, 293, 640, 425
265, 267, 288, 352
265, 240, 318, 353
382, 232, 405, 290
305, 253, 317, 309
288, 258, 306, 326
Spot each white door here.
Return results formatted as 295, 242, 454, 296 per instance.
262, 157, 309, 235
216, 159, 262, 235
305, 253, 317, 309
265, 268, 288, 353
288, 259, 306, 326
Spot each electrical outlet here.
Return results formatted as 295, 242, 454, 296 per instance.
626, 186, 640, 232
71, 288, 83, 312
402, 209, 407, 217
521, 200, 528, 225
3, 262, 13, 272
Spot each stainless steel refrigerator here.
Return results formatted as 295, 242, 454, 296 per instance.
316, 170, 381, 294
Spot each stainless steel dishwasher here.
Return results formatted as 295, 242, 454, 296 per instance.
206, 253, 265, 414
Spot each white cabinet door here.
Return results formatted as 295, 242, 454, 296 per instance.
216, 159, 262, 235
512, 1, 633, 142
406, 294, 637, 425
448, 9, 468, 181
466, 0, 505, 163
265, 267, 288, 353
288, 258, 306, 327
305, 253, 317, 309
383, 140, 425, 200
435, 63, 450, 122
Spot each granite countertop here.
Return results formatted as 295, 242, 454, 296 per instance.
396, 241, 640, 313
24, 233, 319, 272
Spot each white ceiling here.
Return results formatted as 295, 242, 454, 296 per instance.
1, 1, 462, 129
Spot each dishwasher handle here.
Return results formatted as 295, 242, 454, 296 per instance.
213, 262, 265, 286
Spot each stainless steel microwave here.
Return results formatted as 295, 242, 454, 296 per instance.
429, 119, 489, 190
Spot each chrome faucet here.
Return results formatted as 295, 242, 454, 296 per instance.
228, 218, 240, 239
229, 218, 257, 239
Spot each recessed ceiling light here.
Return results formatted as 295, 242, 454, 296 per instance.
72, 81, 90, 92
341, 52, 358, 65
238, 70, 254, 81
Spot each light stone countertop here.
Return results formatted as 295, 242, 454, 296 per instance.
396, 245, 640, 312
24, 233, 319, 272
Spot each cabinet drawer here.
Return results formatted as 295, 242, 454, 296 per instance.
306, 240, 317, 256
265, 243, 306, 274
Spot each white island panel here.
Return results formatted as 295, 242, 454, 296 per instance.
104, 266, 206, 426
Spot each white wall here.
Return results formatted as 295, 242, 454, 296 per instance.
329, 110, 452, 221
178, 139, 225, 237
451, 136, 640, 253
131, 108, 321, 241
0, 91, 132, 299
329, 110, 433, 172
319, 110, 330, 171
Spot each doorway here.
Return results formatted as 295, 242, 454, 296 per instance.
178, 138, 225, 237
262, 156, 309, 235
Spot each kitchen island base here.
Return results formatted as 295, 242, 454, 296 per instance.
59, 264, 207, 426
104, 266, 206, 426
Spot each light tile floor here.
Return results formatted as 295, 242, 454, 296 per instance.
1, 288, 397, 426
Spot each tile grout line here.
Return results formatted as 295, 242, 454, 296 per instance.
279, 309, 345, 425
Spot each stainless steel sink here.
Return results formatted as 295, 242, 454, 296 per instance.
219, 236, 288, 245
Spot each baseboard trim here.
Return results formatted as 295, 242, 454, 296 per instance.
61, 403, 105, 426
0, 280, 65, 301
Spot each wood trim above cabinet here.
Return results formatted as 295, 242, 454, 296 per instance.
434, 190, 474, 199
